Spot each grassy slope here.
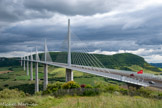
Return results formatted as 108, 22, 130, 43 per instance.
129, 65, 162, 75
0, 93, 161, 108
47, 52, 162, 74
0, 66, 124, 93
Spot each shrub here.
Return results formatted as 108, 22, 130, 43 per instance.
0, 89, 26, 99
43, 82, 63, 95
4, 84, 9, 87
85, 84, 93, 89
105, 84, 119, 93
22, 98, 37, 106
35, 91, 42, 96
80, 84, 86, 88
120, 88, 128, 95
158, 93, 162, 99
94, 82, 108, 91
62, 81, 80, 89
83, 89, 100, 96
137, 87, 152, 97
94, 82, 120, 93
8, 67, 13, 71
128, 87, 137, 96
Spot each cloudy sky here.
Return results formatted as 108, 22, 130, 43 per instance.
0, 0, 162, 63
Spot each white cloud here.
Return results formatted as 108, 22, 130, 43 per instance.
0, 0, 162, 64
0, 51, 27, 58
145, 55, 162, 63
90, 48, 162, 63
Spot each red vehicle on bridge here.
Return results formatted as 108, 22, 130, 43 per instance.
130, 74, 134, 77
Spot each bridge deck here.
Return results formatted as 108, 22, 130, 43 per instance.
23, 59, 156, 87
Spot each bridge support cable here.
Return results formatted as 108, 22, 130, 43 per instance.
58, 37, 104, 73
71, 48, 99, 71
70, 32, 102, 68
72, 52, 83, 66
68, 32, 103, 69
71, 42, 99, 68
81, 46, 109, 72
41, 39, 53, 63
73, 46, 103, 70
54, 36, 68, 63
70, 32, 110, 73
72, 50, 91, 67
75, 38, 107, 70
35, 47, 40, 61
71, 43, 96, 67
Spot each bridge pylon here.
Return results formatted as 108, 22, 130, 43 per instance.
66, 19, 73, 82
43, 39, 48, 90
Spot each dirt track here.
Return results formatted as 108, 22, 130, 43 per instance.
0, 70, 13, 74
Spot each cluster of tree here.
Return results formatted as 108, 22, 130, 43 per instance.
42, 81, 162, 99
0, 57, 20, 67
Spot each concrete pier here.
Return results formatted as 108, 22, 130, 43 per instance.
21, 57, 22, 66
30, 61, 33, 81
43, 64, 48, 90
27, 61, 29, 75
23, 60, 26, 71
35, 62, 39, 92
66, 68, 73, 82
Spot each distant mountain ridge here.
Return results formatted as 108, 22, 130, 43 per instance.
150, 63, 162, 68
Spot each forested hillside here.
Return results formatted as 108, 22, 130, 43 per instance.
0, 53, 161, 72
0, 57, 19, 67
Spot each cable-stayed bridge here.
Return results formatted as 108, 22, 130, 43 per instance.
20, 19, 162, 92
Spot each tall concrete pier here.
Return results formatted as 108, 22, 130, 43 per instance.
30, 52, 33, 81
43, 64, 48, 90
35, 47, 39, 92
35, 62, 39, 92
66, 68, 73, 82
21, 57, 22, 66
23, 57, 26, 71
26, 56, 29, 76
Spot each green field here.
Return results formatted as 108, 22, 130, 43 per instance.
0, 57, 162, 108
0, 63, 161, 92
0, 92, 161, 108
0, 66, 117, 92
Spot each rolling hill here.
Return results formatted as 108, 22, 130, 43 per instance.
0, 53, 161, 74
